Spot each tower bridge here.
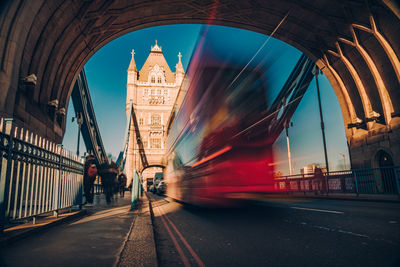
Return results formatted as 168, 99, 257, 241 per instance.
124, 42, 184, 180
0, 0, 399, 168
1, 2, 400, 265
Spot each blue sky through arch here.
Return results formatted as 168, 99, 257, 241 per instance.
63, 24, 350, 175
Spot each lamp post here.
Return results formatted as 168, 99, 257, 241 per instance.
72, 112, 83, 156
285, 120, 293, 176
313, 67, 330, 173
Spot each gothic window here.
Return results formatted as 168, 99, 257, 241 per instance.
139, 118, 144, 125
151, 76, 155, 83
151, 114, 161, 125
150, 138, 161, 149
158, 76, 162, 83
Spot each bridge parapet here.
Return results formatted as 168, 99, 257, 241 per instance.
0, 118, 84, 232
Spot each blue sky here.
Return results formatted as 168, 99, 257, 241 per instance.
63, 24, 350, 174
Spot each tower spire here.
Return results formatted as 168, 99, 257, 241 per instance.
176, 52, 184, 73
128, 49, 137, 71
151, 40, 162, 52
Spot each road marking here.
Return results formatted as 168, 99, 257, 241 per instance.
150, 193, 205, 267
155, 203, 191, 267
290, 206, 344, 214
160, 205, 206, 267
286, 220, 371, 239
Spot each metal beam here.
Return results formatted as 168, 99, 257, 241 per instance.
70, 70, 108, 165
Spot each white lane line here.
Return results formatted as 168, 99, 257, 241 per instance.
290, 206, 344, 214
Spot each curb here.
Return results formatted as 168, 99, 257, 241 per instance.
117, 194, 158, 267
0, 209, 87, 247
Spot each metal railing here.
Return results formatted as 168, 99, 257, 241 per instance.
0, 118, 84, 230
130, 170, 142, 210
274, 166, 400, 197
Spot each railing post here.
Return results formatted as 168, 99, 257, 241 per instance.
131, 169, 137, 211
53, 144, 63, 218
393, 167, 400, 198
0, 119, 14, 233
353, 169, 359, 197
76, 158, 83, 209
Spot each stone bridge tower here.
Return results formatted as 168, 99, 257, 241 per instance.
125, 41, 184, 181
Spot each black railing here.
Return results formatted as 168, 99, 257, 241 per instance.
274, 167, 400, 197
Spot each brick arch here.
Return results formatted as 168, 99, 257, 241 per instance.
1, 0, 400, 166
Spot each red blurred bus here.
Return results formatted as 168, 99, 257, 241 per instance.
164, 60, 276, 206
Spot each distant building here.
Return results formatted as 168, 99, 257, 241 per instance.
125, 41, 185, 180
300, 164, 327, 175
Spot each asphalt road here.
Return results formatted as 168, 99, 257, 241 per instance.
148, 193, 400, 267
0, 194, 134, 267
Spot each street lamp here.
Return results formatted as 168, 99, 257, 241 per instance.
72, 112, 83, 156
313, 66, 330, 173
285, 120, 293, 175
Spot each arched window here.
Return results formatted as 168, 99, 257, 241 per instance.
150, 138, 161, 148
151, 76, 155, 83
377, 151, 394, 167
158, 76, 162, 83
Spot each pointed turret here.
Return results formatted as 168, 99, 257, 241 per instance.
176, 52, 184, 73
127, 49, 138, 111
150, 40, 162, 53
175, 52, 184, 85
128, 49, 137, 72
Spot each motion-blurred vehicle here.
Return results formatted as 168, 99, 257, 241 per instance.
146, 178, 154, 191
156, 181, 166, 195
163, 28, 277, 206
153, 172, 163, 194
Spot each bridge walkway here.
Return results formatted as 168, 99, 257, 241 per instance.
0, 192, 156, 267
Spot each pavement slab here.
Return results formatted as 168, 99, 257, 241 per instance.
0, 192, 149, 267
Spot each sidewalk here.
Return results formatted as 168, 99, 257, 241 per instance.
0, 209, 87, 247
0, 192, 158, 267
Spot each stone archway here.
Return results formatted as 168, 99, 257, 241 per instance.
377, 150, 394, 168
140, 164, 166, 176
0, 0, 399, 166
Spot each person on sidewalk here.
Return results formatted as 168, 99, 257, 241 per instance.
99, 161, 118, 204
118, 172, 127, 197
314, 167, 325, 195
83, 154, 97, 205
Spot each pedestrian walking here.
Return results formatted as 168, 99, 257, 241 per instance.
83, 155, 97, 205
314, 167, 325, 194
99, 161, 118, 204
118, 172, 127, 197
